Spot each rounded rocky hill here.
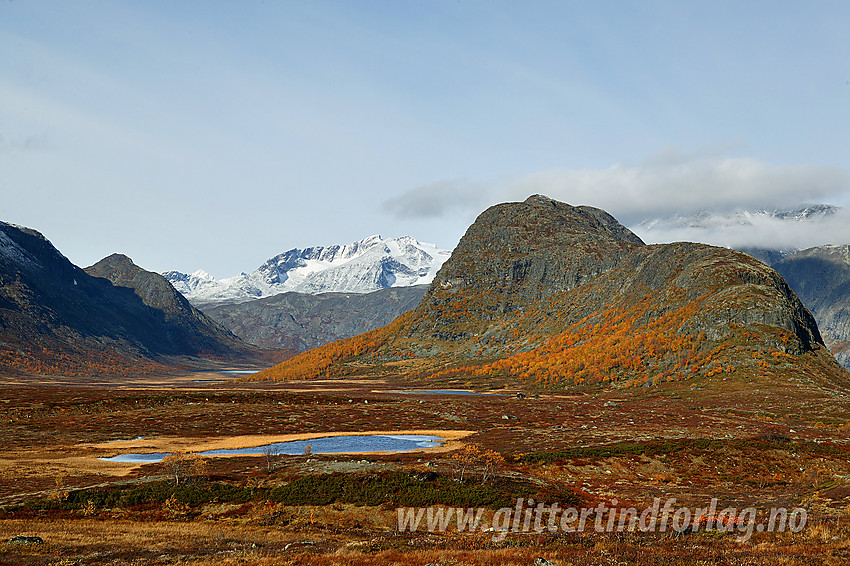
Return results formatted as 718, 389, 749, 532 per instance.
250, 196, 845, 390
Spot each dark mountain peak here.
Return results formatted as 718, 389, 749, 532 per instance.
91, 252, 135, 268
84, 252, 250, 355
0, 220, 79, 277
482, 195, 643, 245
423, 196, 645, 317
523, 193, 558, 207
0, 222, 258, 378
86, 253, 186, 315
0, 220, 48, 241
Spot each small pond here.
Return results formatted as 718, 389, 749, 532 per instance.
100, 434, 444, 464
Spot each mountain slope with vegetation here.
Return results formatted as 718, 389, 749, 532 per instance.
0, 222, 260, 377
84, 253, 254, 359
248, 196, 847, 390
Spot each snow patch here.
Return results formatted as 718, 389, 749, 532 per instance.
164, 235, 452, 304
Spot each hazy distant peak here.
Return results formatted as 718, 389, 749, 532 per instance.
635, 204, 847, 252
640, 204, 841, 231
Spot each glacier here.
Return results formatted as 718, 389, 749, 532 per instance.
163, 235, 451, 305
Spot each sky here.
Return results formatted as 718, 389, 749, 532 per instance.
2, 1, 849, 277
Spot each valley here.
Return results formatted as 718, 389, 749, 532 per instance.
5, 1, 848, 562
2, 374, 850, 565
3, 197, 850, 565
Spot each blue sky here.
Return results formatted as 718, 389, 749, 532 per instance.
2, 1, 849, 276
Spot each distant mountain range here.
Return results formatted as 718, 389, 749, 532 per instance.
202, 285, 428, 352
748, 245, 850, 370
249, 196, 848, 390
163, 235, 450, 306
5, 202, 849, 382
638, 204, 839, 232
0, 221, 264, 378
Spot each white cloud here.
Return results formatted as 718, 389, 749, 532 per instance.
498, 155, 849, 224
385, 154, 850, 229
383, 153, 850, 250
633, 206, 850, 251
382, 179, 487, 219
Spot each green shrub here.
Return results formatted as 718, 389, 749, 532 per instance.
45, 481, 257, 511
267, 471, 570, 508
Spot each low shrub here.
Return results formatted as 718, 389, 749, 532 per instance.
29, 481, 257, 511
268, 471, 581, 508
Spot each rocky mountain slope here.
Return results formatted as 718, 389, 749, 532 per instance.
164, 235, 450, 306
84, 253, 253, 359
249, 196, 847, 390
203, 285, 427, 352
769, 245, 850, 369
0, 221, 259, 377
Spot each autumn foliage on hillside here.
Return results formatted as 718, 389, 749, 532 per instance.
0, 343, 164, 377
247, 313, 412, 382
424, 292, 810, 388
247, 277, 819, 389
246, 202, 835, 389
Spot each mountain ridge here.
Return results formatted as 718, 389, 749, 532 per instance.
84, 253, 252, 359
202, 284, 428, 352
0, 221, 262, 378
247, 196, 845, 390
164, 235, 450, 306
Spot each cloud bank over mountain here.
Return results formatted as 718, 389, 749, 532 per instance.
501, 156, 848, 225
384, 153, 850, 250
633, 205, 850, 251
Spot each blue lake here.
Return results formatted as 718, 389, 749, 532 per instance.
100, 434, 444, 464
218, 370, 260, 375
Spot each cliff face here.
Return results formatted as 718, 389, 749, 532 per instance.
397, 196, 821, 357
771, 245, 850, 369
408, 195, 643, 333
250, 196, 844, 389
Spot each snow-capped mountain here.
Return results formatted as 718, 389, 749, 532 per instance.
163, 235, 451, 305
638, 204, 838, 232
633, 204, 847, 252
